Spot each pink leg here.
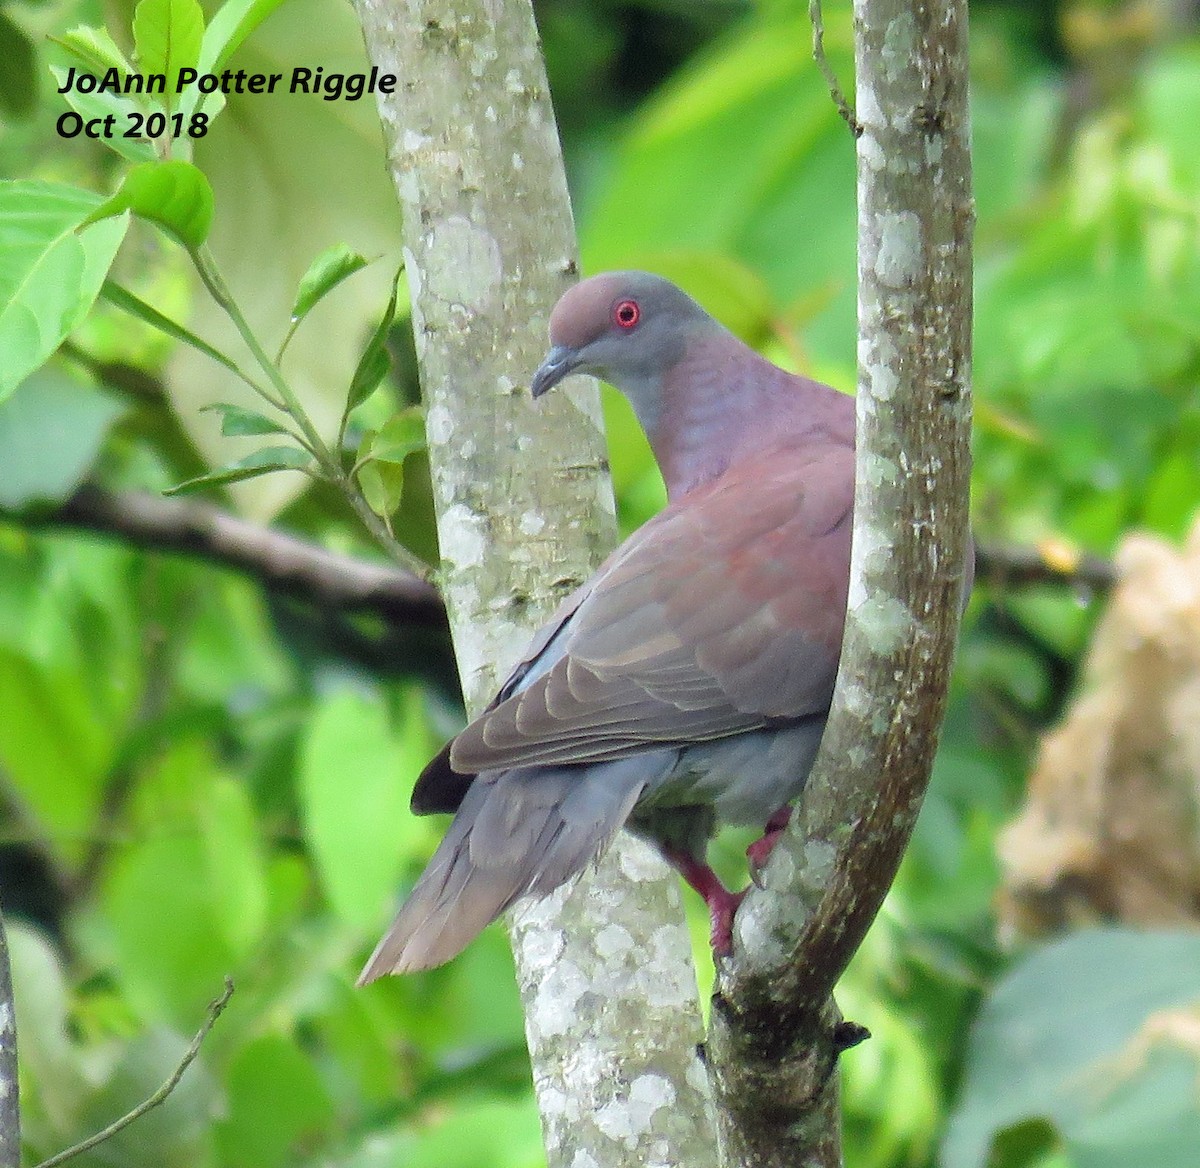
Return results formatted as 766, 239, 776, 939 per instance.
746, 806, 793, 885
662, 847, 746, 955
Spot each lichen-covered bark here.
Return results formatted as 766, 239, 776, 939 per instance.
0, 913, 18, 1168
707, 3, 974, 1164
352, 2, 718, 1164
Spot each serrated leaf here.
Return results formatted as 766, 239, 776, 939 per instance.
50, 24, 135, 78
101, 280, 242, 374
291, 244, 369, 325
133, 0, 204, 97
200, 402, 289, 437
164, 445, 311, 495
343, 269, 400, 422
0, 181, 129, 402
49, 67, 157, 164
85, 160, 214, 249
369, 407, 426, 464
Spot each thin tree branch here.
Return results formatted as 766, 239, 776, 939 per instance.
12, 486, 445, 629
974, 540, 1116, 591
32, 978, 234, 1168
809, 0, 861, 136
0, 910, 18, 1168
707, 2, 974, 1164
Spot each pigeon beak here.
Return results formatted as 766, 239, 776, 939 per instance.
531, 346, 581, 399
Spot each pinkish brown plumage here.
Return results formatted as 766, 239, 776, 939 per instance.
359, 271, 856, 980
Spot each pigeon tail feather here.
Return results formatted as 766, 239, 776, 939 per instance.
357, 760, 649, 981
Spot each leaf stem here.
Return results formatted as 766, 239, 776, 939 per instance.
188, 246, 433, 582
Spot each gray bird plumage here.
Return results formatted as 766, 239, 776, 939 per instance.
359, 271, 856, 981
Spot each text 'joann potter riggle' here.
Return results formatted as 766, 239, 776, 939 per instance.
56, 65, 399, 102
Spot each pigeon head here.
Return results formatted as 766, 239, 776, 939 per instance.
531, 272, 713, 431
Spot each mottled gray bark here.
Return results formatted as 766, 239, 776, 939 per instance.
352, 1, 719, 1165
0, 912, 17, 1168
707, 3, 974, 1165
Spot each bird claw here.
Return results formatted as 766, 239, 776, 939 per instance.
708, 886, 747, 955
745, 806, 793, 886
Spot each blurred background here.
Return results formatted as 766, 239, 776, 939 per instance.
2, 0, 1200, 1165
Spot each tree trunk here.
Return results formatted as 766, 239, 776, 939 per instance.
706, 2, 974, 1164
352, 1, 720, 1164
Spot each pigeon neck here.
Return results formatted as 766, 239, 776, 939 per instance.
649, 332, 837, 500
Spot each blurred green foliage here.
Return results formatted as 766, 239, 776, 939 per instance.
1, 0, 1199, 1165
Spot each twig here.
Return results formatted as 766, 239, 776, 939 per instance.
975, 540, 1115, 592
809, 0, 861, 136
33, 978, 235, 1168
0, 910, 19, 1168
14, 486, 446, 629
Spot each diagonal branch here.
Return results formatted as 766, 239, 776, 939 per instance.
33, 979, 234, 1168
14, 486, 445, 628
706, 2, 975, 1164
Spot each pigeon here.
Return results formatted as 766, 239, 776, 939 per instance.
359, 271, 855, 980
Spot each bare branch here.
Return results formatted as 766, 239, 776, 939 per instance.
707, 2, 974, 1163
14, 486, 445, 628
0, 911, 18, 1168
33, 978, 234, 1168
975, 540, 1115, 592
809, 0, 861, 136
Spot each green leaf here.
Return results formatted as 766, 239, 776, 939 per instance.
357, 456, 405, 521
199, 776, 267, 957
176, 0, 283, 123
0, 12, 36, 118
85, 160, 214, 249
48, 67, 158, 163
200, 0, 288, 74
101, 280, 243, 375
298, 686, 434, 931
50, 24, 136, 78
0, 370, 124, 508
291, 244, 370, 326
369, 407, 426, 464
164, 445, 312, 495
355, 410, 422, 518
200, 402, 290, 437
217, 1036, 335, 1168
343, 270, 400, 424
133, 0, 205, 94
943, 929, 1200, 1168
0, 181, 129, 402
101, 750, 239, 1023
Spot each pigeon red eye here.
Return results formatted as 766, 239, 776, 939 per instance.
613, 299, 640, 329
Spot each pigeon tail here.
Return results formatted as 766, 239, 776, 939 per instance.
357, 759, 651, 981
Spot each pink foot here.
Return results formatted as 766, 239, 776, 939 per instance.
746, 806, 793, 886
662, 847, 747, 955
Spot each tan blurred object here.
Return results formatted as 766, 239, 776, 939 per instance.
998, 523, 1200, 937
